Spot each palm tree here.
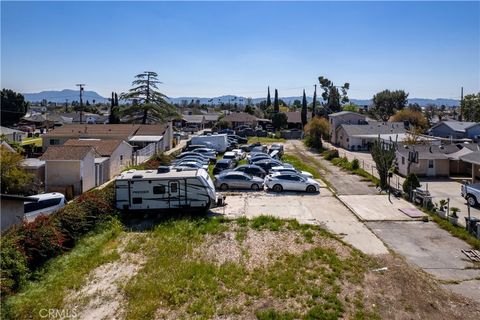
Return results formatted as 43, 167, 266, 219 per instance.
120, 71, 178, 124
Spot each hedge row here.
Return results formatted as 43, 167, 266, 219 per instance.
0, 184, 119, 298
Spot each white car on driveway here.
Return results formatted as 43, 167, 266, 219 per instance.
270, 166, 313, 178
265, 173, 320, 193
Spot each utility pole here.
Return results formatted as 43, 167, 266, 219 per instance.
460, 86, 464, 121
76, 84, 85, 123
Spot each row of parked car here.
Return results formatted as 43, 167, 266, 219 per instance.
213, 143, 320, 193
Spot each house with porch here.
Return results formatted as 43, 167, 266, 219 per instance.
335, 122, 407, 151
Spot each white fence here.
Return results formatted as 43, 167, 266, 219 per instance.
134, 143, 157, 165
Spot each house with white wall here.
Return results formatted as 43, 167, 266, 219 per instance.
328, 111, 367, 144
40, 145, 98, 198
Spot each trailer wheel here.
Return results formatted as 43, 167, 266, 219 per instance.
467, 194, 478, 207
251, 183, 260, 191
306, 185, 317, 193
220, 183, 229, 191
273, 184, 283, 193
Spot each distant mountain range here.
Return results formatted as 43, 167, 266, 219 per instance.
23, 89, 460, 107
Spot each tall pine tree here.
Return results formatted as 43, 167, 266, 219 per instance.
267, 86, 271, 108
312, 85, 317, 118
301, 89, 308, 126
274, 89, 279, 113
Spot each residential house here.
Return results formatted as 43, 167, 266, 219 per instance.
285, 112, 304, 129
42, 123, 173, 153
396, 144, 456, 177
328, 111, 367, 143
64, 139, 133, 182
0, 126, 26, 142
222, 112, 259, 128
40, 145, 98, 198
1, 194, 38, 231
428, 121, 480, 140
335, 122, 406, 151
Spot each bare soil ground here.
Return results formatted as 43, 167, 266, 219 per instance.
65, 233, 148, 320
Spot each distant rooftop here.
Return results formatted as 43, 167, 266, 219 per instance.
40, 145, 97, 161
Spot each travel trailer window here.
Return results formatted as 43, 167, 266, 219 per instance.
170, 182, 178, 193
153, 185, 166, 194
132, 197, 142, 204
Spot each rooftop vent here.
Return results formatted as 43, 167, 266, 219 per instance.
132, 174, 143, 179
157, 166, 170, 174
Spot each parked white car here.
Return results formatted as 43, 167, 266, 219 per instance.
223, 151, 240, 162
24, 192, 67, 220
232, 149, 246, 160
270, 166, 314, 178
265, 173, 320, 193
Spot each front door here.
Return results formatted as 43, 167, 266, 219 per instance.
427, 160, 435, 176
168, 181, 181, 208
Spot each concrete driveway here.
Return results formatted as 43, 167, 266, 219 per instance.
212, 187, 389, 255
367, 221, 480, 302
420, 178, 480, 226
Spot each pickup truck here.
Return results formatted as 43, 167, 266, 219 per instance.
461, 183, 480, 207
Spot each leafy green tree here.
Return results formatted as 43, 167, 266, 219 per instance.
292, 99, 302, 110
304, 117, 330, 149
371, 89, 409, 121
370, 139, 396, 189
301, 89, 308, 127
272, 112, 287, 129
267, 86, 271, 109
274, 89, 279, 113
244, 104, 254, 115
342, 103, 358, 112
461, 93, 480, 122
120, 71, 178, 124
1, 89, 28, 127
391, 109, 428, 130
318, 76, 349, 113
0, 146, 35, 195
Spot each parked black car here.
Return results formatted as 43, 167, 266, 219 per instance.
227, 164, 267, 178
213, 159, 236, 174
218, 129, 235, 135
252, 158, 291, 173
228, 134, 248, 144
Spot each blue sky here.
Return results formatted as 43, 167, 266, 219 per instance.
1, 1, 479, 99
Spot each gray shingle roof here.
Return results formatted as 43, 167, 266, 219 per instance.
432, 121, 479, 132
460, 151, 480, 165
396, 144, 458, 160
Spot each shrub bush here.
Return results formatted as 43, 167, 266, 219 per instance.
0, 237, 29, 296
12, 215, 65, 270
0, 183, 119, 298
351, 159, 360, 170
322, 149, 339, 161
402, 173, 420, 195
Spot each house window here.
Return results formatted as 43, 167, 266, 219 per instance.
428, 160, 434, 168
120, 155, 123, 165
50, 139, 60, 145
346, 138, 349, 142
153, 185, 166, 194
402, 157, 405, 165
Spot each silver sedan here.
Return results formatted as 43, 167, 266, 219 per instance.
214, 172, 264, 191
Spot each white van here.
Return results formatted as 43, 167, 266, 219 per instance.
24, 193, 67, 220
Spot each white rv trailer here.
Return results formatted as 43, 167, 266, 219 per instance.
115, 167, 224, 213
191, 134, 228, 153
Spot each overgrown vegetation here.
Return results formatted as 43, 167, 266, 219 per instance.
0, 146, 36, 195
247, 136, 286, 144
122, 216, 374, 319
322, 152, 380, 186
304, 117, 330, 150
0, 184, 119, 299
